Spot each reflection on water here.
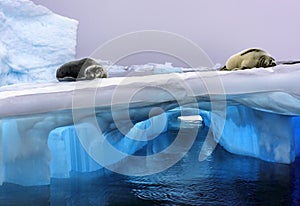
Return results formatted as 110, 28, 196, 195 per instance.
0, 123, 300, 205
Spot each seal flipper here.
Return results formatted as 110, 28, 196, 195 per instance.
57, 77, 77, 82
219, 65, 228, 71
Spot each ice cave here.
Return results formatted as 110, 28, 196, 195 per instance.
0, 0, 300, 189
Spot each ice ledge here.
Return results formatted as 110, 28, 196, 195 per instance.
1, 65, 300, 117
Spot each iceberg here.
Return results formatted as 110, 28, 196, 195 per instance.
0, 0, 78, 86
0, 0, 300, 187
1, 65, 300, 186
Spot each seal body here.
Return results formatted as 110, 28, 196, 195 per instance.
221, 48, 276, 71
56, 58, 107, 81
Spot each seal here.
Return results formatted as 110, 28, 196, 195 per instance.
56, 57, 108, 81
220, 48, 276, 71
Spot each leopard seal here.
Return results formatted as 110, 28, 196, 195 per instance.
220, 48, 276, 71
56, 57, 107, 81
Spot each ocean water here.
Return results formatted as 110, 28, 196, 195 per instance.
0, 122, 299, 206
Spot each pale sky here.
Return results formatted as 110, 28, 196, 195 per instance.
32, 0, 300, 66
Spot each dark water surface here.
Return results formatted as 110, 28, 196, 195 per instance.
1, 125, 300, 206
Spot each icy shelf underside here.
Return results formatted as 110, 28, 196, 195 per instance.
1, 66, 300, 186
1, 102, 299, 186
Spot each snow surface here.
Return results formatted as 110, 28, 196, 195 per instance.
1, 65, 300, 117
0, 0, 78, 86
